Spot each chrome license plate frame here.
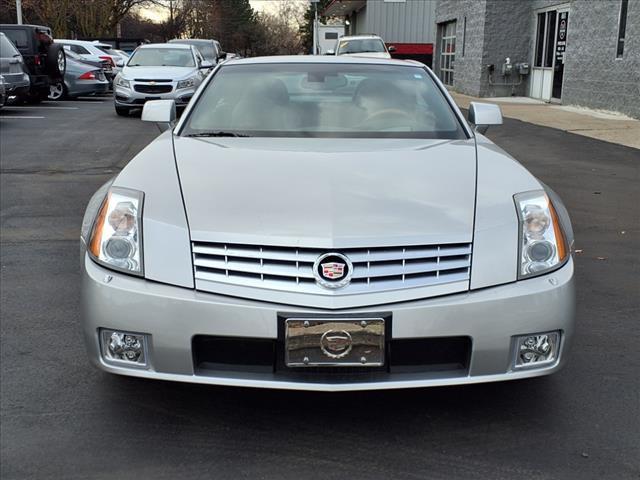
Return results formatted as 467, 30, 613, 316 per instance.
285, 318, 385, 367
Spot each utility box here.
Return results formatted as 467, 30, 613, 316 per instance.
317, 24, 345, 55
501, 60, 513, 76
517, 63, 530, 75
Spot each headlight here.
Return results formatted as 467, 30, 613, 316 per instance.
177, 76, 197, 89
88, 187, 144, 276
114, 75, 130, 89
81, 178, 114, 242
515, 190, 569, 279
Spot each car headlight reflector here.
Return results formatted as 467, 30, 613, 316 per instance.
515, 190, 568, 279
88, 187, 143, 275
114, 75, 130, 89
177, 76, 196, 89
81, 178, 114, 242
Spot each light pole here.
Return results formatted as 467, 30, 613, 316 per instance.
16, 0, 23, 24
311, 0, 319, 55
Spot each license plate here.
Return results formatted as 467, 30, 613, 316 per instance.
285, 318, 385, 367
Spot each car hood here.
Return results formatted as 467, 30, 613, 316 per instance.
121, 65, 195, 80
173, 137, 477, 248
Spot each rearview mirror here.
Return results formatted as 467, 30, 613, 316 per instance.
468, 102, 503, 134
325, 49, 335, 55
200, 60, 213, 69
142, 100, 176, 130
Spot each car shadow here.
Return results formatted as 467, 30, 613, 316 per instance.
98, 372, 563, 435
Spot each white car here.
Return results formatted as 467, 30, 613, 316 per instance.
113, 43, 211, 116
329, 35, 395, 59
57, 39, 122, 79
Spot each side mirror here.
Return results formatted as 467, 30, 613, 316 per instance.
200, 60, 213, 69
116, 59, 124, 67
217, 52, 227, 61
142, 100, 176, 131
468, 102, 503, 134
325, 49, 335, 55
388, 45, 396, 53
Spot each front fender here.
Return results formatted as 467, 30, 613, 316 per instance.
470, 136, 542, 290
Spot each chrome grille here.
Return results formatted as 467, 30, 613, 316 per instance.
192, 242, 472, 296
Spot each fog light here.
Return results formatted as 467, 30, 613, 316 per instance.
513, 331, 559, 369
101, 329, 149, 367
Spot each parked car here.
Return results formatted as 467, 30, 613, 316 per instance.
81, 56, 575, 391
57, 39, 119, 81
90, 41, 125, 75
0, 24, 66, 103
47, 53, 108, 100
0, 32, 30, 101
112, 43, 211, 116
328, 34, 394, 59
168, 38, 224, 65
111, 48, 130, 63
62, 47, 104, 69
0, 75, 5, 108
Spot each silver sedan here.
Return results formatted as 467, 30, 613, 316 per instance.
112, 43, 211, 116
81, 56, 575, 391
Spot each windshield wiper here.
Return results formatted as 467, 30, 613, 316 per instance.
185, 131, 251, 138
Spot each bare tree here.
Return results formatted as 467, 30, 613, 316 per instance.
255, 0, 305, 56
0, 0, 153, 38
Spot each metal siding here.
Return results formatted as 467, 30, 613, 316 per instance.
364, 0, 436, 43
357, 5, 367, 33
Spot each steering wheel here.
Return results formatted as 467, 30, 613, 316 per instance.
361, 108, 414, 127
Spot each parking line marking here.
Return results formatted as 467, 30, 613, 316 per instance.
10, 106, 78, 110
0, 115, 45, 119
56, 100, 106, 104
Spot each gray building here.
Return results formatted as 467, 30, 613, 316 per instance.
434, 0, 640, 118
324, 0, 437, 64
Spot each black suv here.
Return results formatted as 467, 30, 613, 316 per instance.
0, 24, 66, 103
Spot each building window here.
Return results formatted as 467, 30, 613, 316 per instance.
534, 11, 557, 68
617, 0, 628, 58
439, 21, 456, 86
462, 16, 466, 57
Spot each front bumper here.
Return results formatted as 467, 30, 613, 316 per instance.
114, 84, 195, 108
81, 253, 575, 391
2, 73, 30, 94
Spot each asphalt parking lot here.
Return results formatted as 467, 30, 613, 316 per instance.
1, 97, 638, 479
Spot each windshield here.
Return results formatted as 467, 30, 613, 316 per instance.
194, 44, 216, 61
182, 63, 465, 139
128, 48, 194, 67
338, 39, 386, 54
63, 48, 82, 60
172, 41, 216, 61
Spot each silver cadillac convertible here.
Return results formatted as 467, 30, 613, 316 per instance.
80, 56, 575, 391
